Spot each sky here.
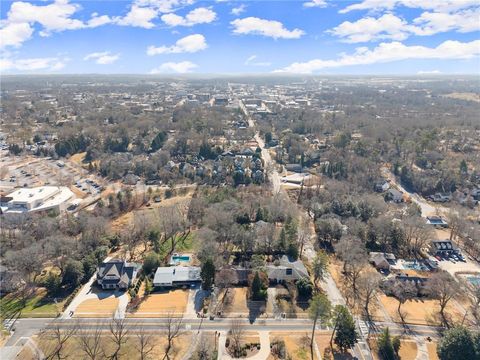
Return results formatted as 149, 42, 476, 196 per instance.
0, 0, 479, 74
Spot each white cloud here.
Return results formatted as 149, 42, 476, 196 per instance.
412, 8, 480, 35
150, 61, 197, 73
231, 4, 246, 15
231, 17, 305, 39
329, 13, 411, 42
161, 7, 216, 27
1, 56, 67, 72
147, 34, 207, 55
275, 39, 480, 73
0, 0, 112, 48
245, 55, 271, 67
330, 8, 480, 43
303, 0, 327, 8
0, 22, 34, 48
116, 5, 158, 28
84, 51, 120, 64
339, 0, 478, 13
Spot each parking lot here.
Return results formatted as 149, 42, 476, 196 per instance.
0, 154, 106, 208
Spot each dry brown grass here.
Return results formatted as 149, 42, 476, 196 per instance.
378, 295, 464, 326
74, 297, 119, 318
398, 340, 417, 360
223, 287, 249, 315
128, 290, 188, 317
315, 334, 354, 360
31, 333, 190, 359
427, 342, 439, 360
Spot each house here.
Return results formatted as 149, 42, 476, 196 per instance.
374, 180, 390, 193
429, 193, 452, 203
369, 252, 396, 270
285, 164, 303, 173
387, 188, 404, 203
266, 255, 309, 283
153, 266, 201, 288
430, 240, 458, 256
383, 273, 429, 296
97, 259, 140, 290
426, 216, 448, 227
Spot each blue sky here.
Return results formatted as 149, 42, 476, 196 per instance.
1, 0, 479, 74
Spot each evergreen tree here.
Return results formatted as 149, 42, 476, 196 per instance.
377, 328, 395, 360
333, 305, 358, 352
200, 259, 215, 290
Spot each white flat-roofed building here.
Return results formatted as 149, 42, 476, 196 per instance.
153, 266, 201, 288
1, 186, 74, 214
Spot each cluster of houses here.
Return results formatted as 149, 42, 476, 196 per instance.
96, 255, 310, 291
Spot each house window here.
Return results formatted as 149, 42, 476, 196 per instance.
286, 268, 293, 276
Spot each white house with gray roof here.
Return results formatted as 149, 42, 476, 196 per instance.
153, 266, 201, 288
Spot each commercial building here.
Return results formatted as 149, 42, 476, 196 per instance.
0, 186, 74, 214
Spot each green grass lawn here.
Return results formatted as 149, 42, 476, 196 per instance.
0, 289, 65, 318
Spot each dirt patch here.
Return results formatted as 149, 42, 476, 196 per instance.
74, 297, 119, 318
443, 92, 480, 102
128, 289, 188, 317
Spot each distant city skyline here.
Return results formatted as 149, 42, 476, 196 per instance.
1, 0, 479, 74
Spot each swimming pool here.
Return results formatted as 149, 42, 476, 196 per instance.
467, 276, 480, 286
172, 255, 190, 262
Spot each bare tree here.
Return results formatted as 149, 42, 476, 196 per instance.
427, 272, 459, 328
108, 317, 129, 360
136, 327, 156, 360
228, 319, 245, 357
42, 320, 79, 360
77, 322, 104, 360
297, 215, 312, 256
401, 216, 432, 259
163, 313, 183, 360
358, 272, 382, 322
392, 280, 418, 325
215, 268, 238, 304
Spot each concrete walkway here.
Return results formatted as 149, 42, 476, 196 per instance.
415, 338, 429, 360
217, 331, 271, 360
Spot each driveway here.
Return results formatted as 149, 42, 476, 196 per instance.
62, 257, 129, 319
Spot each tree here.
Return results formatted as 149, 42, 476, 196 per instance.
312, 250, 329, 291
41, 320, 78, 360
215, 268, 238, 302
358, 272, 381, 322
62, 259, 84, 289
392, 280, 418, 325
308, 294, 332, 359
150, 131, 167, 152
297, 278, 314, 299
78, 322, 104, 360
44, 272, 62, 297
427, 272, 459, 327
377, 327, 395, 360
229, 319, 245, 357
200, 258, 215, 290
108, 317, 129, 360
250, 271, 267, 301
163, 313, 183, 360
135, 327, 156, 360
332, 305, 358, 352
437, 326, 478, 360
143, 252, 161, 276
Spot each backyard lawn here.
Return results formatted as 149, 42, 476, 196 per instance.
0, 289, 64, 318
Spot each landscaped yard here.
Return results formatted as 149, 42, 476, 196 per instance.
0, 289, 64, 318
268, 332, 319, 360
128, 289, 188, 317
74, 297, 119, 318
